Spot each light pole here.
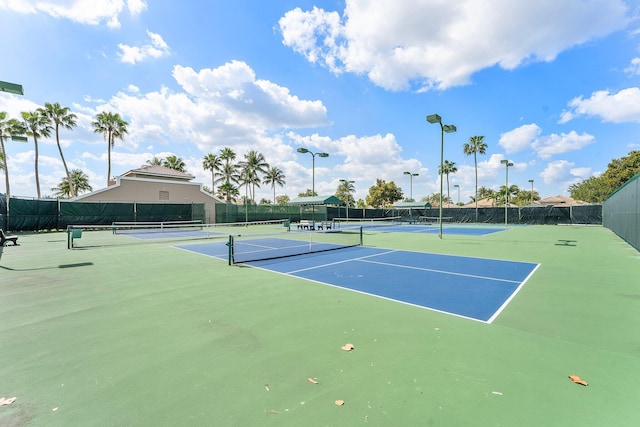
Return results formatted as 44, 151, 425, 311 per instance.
403, 171, 419, 201
500, 159, 514, 226
528, 179, 534, 206
297, 147, 329, 196
454, 184, 460, 204
339, 179, 354, 222
427, 114, 457, 239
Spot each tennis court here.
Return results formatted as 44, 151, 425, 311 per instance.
178, 238, 538, 323
1, 224, 639, 426
335, 217, 507, 236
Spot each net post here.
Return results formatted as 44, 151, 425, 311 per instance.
359, 226, 363, 245
67, 225, 72, 249
227, 235, 234, 265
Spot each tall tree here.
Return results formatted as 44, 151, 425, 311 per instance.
51, 169, 92, 198
463, 136, 487, 220
241, 150, 269, 201
92, 112, 129, 186
44, 102, 77, 196
569, 150, 640, 202
163, 155, 186, 172
202, 153, 222, 195
336, 180, 355, 207
0, 113, 25, 203
218, 148, 238, 201
365, 179, 403, 208
439, 160, 458, 204
146, 156, 163, 166
216, 181, 239, 201
498, 184, 520, 206
22, 109, 52, 198
275, 194, 290, 205
262, 166, 286, 204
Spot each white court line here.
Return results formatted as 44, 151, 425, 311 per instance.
285, 249, 398, 274
357, 258, 522, 284
486, 263, 541, 323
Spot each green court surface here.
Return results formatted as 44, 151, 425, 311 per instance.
1, 225, 639, 426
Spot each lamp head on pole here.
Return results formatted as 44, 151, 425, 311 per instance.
318, 152, 329, 158
426, 114, 442, 124
297, 147, 309, 154
443, 124, 457, 133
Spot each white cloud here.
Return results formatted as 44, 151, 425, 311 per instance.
118, 30, 171, 64
499, 123, 595, 159
540, 159, 593, 191
172, 61, 330, 131
541, 160, 574, 183
279, 0, 629, 91
127, 0, 147, 16
624, 58, 640, 76
0, 0, 147, 28
532, 131, 595, 159
560, 87, 640, 123
498, 124, 541, 154
569, 167, 593, 179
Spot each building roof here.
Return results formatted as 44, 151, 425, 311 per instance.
122, 165, 195, 181
288, 195, 343, 205
461, 198, 497, 208
537, 195, 586, 206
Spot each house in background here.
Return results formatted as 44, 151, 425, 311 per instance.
537, 195, 587, 206
74, 165, 224, 222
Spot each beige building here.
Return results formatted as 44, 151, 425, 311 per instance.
75, 165, 224, 222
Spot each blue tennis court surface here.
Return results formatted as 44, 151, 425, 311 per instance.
176, 238, 539, 323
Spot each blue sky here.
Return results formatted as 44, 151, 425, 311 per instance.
1, 0, 639, 203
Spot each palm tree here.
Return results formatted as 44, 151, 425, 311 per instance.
51, 169, 92, 198
163, 155, 186, 172
202, 153, 222, 195
238, 162, 261, 204
336, 179, 355, 207
262, 166, 286, 204
146, 156, 163, 166
498, 184, 520, 206
92, 112, 129, 186
238, 163, 252, 208
463, 136, 488, 221
22, 109, 53, 198
241, 150, 269, 201
0, 114, 26, 207
218, 147, 238, 201
216, 181, 239, 201
43, 102, 77, 196
439, 160, 458, 205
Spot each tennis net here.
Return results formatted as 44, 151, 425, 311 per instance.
333, 216, 402, 230
111, 220, 203, 234
229, 227, 363, 264
66, 219, 289, 249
